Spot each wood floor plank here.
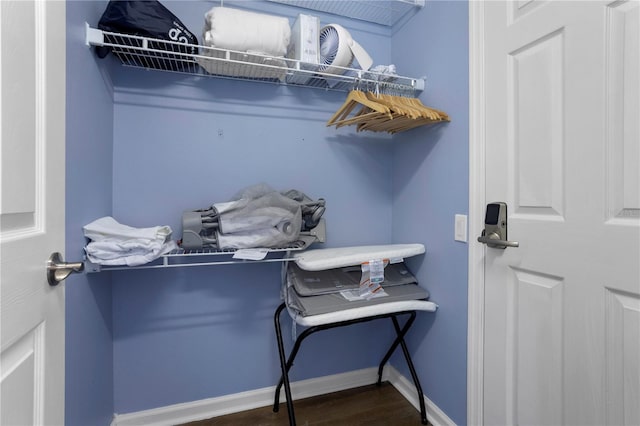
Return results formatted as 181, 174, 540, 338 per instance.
180, 382, 428, 426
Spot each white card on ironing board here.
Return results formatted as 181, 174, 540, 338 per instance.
292, 244, 425, 271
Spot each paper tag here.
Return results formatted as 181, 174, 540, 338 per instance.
340, 289, 364, 301
341, 288, 388, 301
232, 248, 269, 260
369, 259, 385, 284
359, 258, 387, 299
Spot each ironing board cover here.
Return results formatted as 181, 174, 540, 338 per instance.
287, 261, 418, 296
292, 243, 425, 271
286, 282, 429, 316
288, 300, 437, 327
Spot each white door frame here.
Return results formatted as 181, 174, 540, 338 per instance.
467, 2, 486, 425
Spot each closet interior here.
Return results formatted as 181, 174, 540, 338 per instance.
66, 1, 468, 425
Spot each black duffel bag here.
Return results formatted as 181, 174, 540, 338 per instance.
96, 1, 198, 70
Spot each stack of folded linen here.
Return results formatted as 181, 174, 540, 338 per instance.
83, 216, 177, 266
197, 6, 291, 80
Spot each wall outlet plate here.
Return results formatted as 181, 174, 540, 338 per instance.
455, 214, 468, 242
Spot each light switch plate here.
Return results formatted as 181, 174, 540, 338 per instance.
455, 214, 468, 242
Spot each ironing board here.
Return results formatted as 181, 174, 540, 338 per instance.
273, 244, 437, 426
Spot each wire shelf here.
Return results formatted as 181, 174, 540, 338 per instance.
84, 219, 326, 272
84, 236, 318, 272
265, 0, 425, 27
86, 25, 425, 96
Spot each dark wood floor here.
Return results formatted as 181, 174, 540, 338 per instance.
181, 382, 429, 426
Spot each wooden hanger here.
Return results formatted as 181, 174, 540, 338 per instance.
366, 92, 418, 120
357, 111, 413, 133
327, 89, 450, 134
326, 90, 392, 127
357, 100, 449, 134
335, 106, 381, 129
403, 96, 450, 121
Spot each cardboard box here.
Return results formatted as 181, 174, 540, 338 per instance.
286, 13, 320, 84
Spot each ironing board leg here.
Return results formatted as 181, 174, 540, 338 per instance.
273, 328, 310, 407
274, 314, 319, 415
273, 302, 296, 425
392, 315, 428, 425
273, 307, 427, 425
376, 312, 417, 385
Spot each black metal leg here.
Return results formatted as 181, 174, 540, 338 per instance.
274, 325, 316, 400
392, 316, 428, 425
273, 305, 428, 426
273, 303, 296, 425
273, 304, 284, 411
376, 312, 416, 384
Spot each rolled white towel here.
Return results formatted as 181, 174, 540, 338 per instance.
202, 7, 290, 57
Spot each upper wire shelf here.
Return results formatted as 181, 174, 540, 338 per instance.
85, 25, 425, 96
265, 0, 425, 27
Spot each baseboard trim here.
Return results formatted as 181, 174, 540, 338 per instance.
385, 368, 456, 426
111, 366, 454, 426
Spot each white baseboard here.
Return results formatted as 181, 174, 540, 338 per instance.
385, 368, 456, 426
111, 366, 454, 426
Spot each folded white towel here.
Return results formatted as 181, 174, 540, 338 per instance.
83, 216, 172, 242
83, 216, 177, 266
84, 238, 177, 266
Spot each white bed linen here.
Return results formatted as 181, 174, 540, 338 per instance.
287, 300, 437, 327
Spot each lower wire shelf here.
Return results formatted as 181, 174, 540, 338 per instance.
85, 242, 304, 272
84, 222, 325, 272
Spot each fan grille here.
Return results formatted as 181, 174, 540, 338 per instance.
319, 26, 339, 66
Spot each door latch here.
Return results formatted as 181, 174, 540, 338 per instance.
477, 202, 519, 249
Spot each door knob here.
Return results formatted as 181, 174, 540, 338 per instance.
477, 230, 519, 249
47, 252, 84, 286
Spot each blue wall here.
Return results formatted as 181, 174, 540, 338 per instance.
108, 2, 401, 413
65, 1, 469, 424
391, 2, 469, 425
65, 1, 115, 425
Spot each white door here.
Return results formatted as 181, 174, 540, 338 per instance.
1, 1, 67, 425
481, 1, 640, 425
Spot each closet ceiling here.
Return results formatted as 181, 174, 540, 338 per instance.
265, 0, 425, 27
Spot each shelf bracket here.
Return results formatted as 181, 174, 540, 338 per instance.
85, 22, 104, 47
